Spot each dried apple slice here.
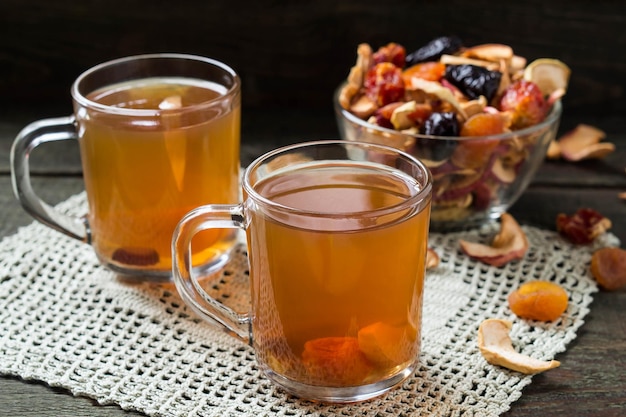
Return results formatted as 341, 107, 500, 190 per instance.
462, 43, 514, 63
408, 77, 468, 119
426, 248, 440, 269
478, 318, 560, 374
557, 124, 615, 161
460, 213, 528, 267
439, 54, 500, 71
523, 58, 571, 96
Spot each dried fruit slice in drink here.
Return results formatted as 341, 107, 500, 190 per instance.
357, 321, 418, 366
301, 337, 374, 386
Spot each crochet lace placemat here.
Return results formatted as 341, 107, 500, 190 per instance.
0, 192, 619, 417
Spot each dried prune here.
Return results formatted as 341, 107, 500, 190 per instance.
444, 64, 502, 101
406, 36, 463, 66
420, 112, 459, 136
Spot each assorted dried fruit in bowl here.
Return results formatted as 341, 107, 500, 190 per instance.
334, 36, 570, 231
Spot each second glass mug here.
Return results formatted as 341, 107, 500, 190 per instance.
11, 53, 241, 280
172, 140, 433, 403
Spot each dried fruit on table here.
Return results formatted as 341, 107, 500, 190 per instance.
556, 208, 612, 244
426, 247, 440, 269
508, 281, 569, 321
478, 318, 560, 374
459, 213, 528, 266
590, 247, 626, 291
555, 124, 615, 162
301, 336, 373, 385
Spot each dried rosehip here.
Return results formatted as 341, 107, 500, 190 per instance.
364, 62, 405, 106
405, 35, 463, 66
556, 208, 612, 244
420, 112, 459, 136
590, 247, 626, 291
444, 64, 502, 102
498, 79, 547, 129
372, 42, 406, 68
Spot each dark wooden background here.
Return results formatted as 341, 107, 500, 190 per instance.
1, 1, 625, 416
1, 0, 625, 123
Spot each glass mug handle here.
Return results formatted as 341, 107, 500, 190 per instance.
10, 115, 89, 243
172, 204, 251, 344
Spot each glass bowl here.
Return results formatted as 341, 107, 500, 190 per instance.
333, 82, 562, 232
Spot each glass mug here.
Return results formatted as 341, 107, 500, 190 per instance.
11, 53, 241, 280
172, 140, 433, 402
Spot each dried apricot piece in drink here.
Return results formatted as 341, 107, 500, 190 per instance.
590, 247, 626, 291
508, 281, 568, 321
301, 337, 374, 386
357, 321, 418, 366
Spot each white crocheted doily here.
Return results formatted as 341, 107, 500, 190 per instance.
0, 192, 619, 417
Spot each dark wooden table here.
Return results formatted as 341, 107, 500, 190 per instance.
1, 106, 625, 416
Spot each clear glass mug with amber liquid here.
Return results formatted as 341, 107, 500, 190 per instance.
172, 140, 433, 402
11, 54, 241, 280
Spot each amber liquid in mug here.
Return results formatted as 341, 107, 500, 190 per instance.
80, 77, 240, 272
248, 162, 430, 387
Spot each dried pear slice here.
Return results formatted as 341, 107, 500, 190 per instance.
558, 124, 614, 161
523, 58, 571, 96
409, 77, 468, 119
478, 318, 560, 374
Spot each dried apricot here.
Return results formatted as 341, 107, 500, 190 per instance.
508, 281, 568, 321
301, 337, 373, 386
402, 61, 446, 83
460, 112, 510, 137
590, 247, 626, 291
